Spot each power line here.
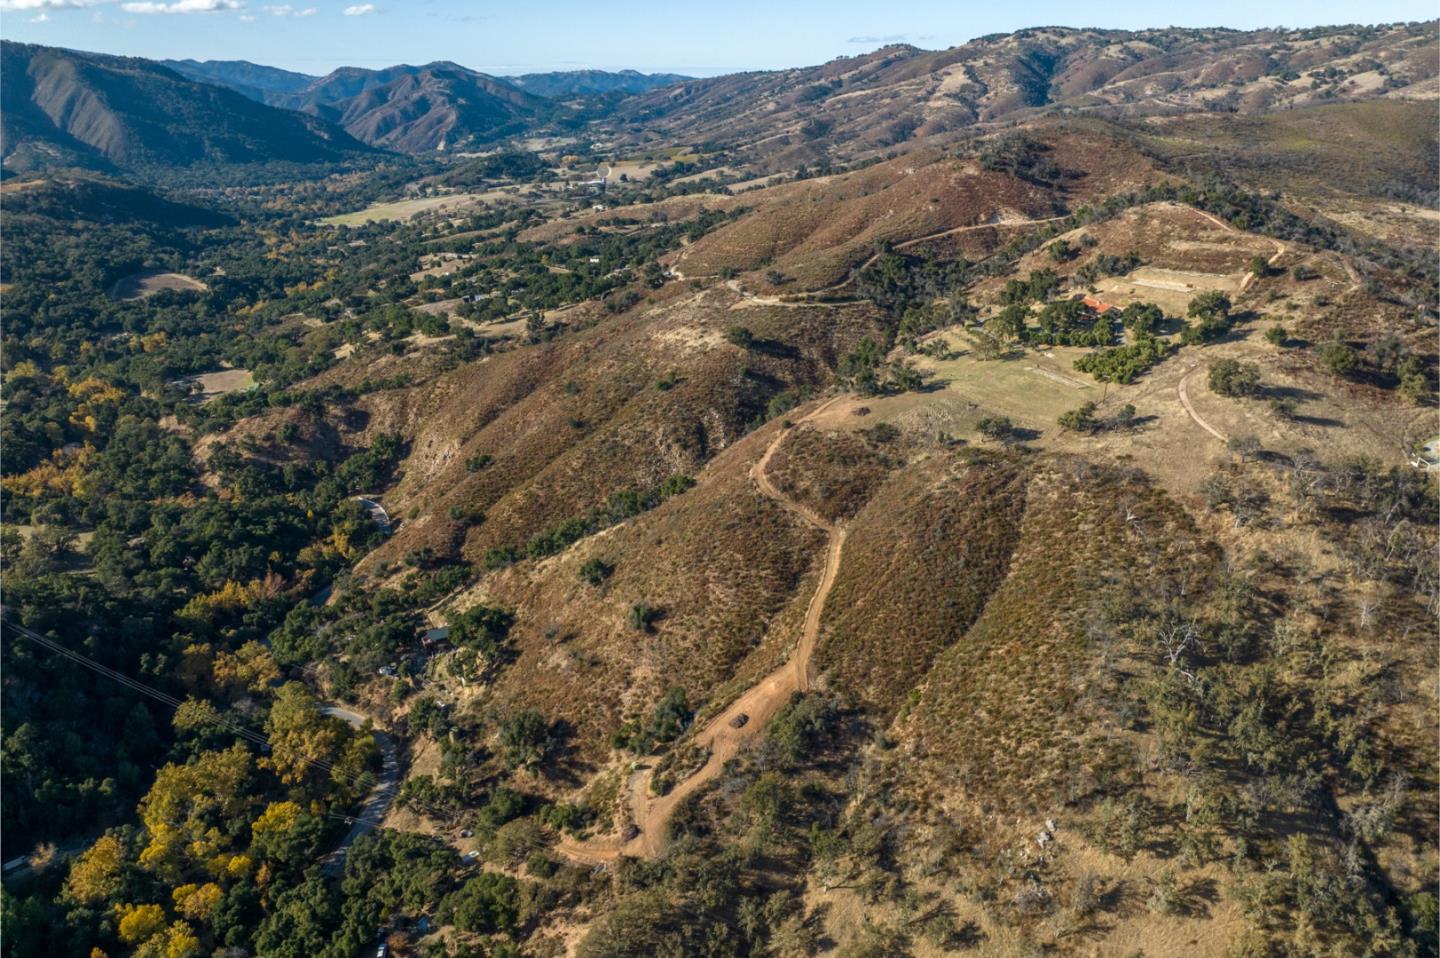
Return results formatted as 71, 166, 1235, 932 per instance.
6, 617, 354, 785
2, 615, 465, 830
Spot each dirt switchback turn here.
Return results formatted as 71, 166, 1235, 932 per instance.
557, 397, 848, 863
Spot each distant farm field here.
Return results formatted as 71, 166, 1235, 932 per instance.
321, 193, 495, 226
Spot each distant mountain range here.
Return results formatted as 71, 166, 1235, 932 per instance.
611, 24, 1439, 169
161, 58, 317, 99
1, 41, 370, 173
506, 69, 692, 99
160, 59, 690, 153
266, 62, 553, 153
4, 25, 1434, 175
167, 59, 690, 102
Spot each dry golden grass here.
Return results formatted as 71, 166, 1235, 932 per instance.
816, 451, 1030, 715
459, 417, 827, 771
897, 460, 1216, 816
340, 289, 887, 570
674, 151, 1068, 290
764, 425, 902, 522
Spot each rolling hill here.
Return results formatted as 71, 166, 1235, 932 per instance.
0, 18, 1436, 958
612, 23, 1439, 170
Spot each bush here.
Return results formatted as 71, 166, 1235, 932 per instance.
977, 416, 1013, 441
726, 325, 754, 348
1181, 291, 1233, 344
628, 602, 658, 632
1058, 401, 1099, 433
1264, 324, 1289, 347
611, 686, 691, 753
1188, 291, 1232, 321
440, 873, 522, 934
1208, 359, 1262, 397
1120, 302, 1164, 336
579, 557, 613, 586
498, 711, 557, 768
449, 605, 515, 657
1319, 341, 1360, 378
765, 694, 840, 766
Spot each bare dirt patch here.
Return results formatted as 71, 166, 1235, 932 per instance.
169, 368, 256, 403
109, 270, 208, 301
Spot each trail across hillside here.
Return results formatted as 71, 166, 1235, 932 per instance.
1177, 366, 1228, 443
1187, 207, 1286, 291
557, 397, 848, 863
672, 214, 1067, 297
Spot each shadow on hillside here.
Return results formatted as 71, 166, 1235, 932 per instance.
537, 720, 587, 787
1261, 384, 1323, 402
750, 338, 800, 359
1289, 413, 1345, 428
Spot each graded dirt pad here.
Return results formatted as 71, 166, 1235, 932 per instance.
108, 270, 208, 301
907, 338, 1105, 437
170, 368, 256, 403
1094, 267, 1244, 316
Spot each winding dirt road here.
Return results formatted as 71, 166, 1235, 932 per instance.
1177, 366, 1228, 444
1188, 207, 1286, 291
557, 398, 848, 863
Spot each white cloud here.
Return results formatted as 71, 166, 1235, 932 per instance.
29, 10, 50, 18
121, 0, 242, 12
262, 3, 314, 14
343, 3, 375, 14
0, 0, 94, 11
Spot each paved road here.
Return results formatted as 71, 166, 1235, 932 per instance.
322, 706, 401, 875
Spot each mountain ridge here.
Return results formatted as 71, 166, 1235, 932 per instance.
1, 41, 371, 173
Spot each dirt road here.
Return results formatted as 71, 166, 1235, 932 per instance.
1187, 207, 1286, 291
556, 397, 848, 863
1177, 366, 1228, 443
673, 215, 1066, 296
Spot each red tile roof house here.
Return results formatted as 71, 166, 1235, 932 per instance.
1082, 295, 1121, 314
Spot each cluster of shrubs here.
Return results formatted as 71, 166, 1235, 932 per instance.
484, 475, 694, 568
1057, 401, 1138, 434
1074, 335, 1173, 384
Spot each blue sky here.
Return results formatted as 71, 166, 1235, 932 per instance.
1, 0, 1434, 76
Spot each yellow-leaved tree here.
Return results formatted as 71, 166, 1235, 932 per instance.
171, 882, 223, 921
116, 903, 166, 943
137, 745, 255, 883
64, 835, 126, 905
261, 683, 347, 786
